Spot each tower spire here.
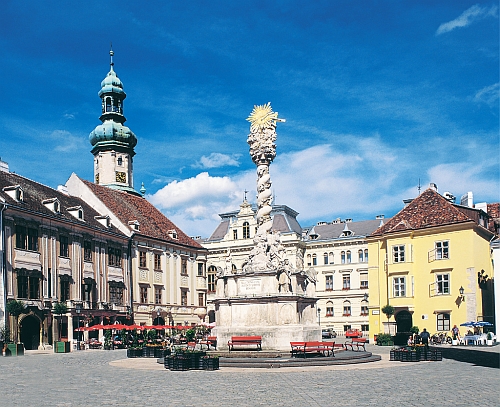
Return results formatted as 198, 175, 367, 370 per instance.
109, 43, 114, 71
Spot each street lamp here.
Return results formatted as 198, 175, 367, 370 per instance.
317, 307, 321, 326
75, 303, 81, 350
459, 286, 465, 302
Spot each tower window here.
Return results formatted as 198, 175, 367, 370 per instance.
117, 157, 122, 166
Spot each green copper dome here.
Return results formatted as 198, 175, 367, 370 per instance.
89, 121, 137, 147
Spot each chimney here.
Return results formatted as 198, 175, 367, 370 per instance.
0, 159, 9, 173
376, 215, 385, 219
429, 183, 438, 192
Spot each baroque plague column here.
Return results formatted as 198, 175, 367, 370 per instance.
212, 103, 320, 351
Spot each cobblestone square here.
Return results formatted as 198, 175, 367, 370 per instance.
0, 346, 498, 407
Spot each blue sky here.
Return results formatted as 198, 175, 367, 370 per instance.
1, 1, 498, 237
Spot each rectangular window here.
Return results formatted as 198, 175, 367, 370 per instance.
197, 263, 204, 277
109, 285, 123, 305
27, 228, 38, 251
208, 272, 216, 293
83, 283, 93, 302
60, 236, 69, 257
343, 305, 351, 316
154, 253, 161, 270
181, 290, 188, 306
325, 275, 333, 291
393, 245, 405, 263
436, 273, 450, 295
17, 275, 28, 298
108, 247, 121, 267
233, 229, 238, 240
29, 276, 39, 299
139, 251, 147, 268
198, 293, 205, 307
393, 277, 406, 297
84, 241, 92, 262
436, 241, 449, 260
155, 286, 162, 304
15, 225, 27, 250
60, 279, 70, 301
361, 305, 369, 316
361, 324, 369, 332
326, 306, 334, 317
181, 258, 188, 275
360, 273, 368, 289
342, 275, 350, 290
343, 325, 351, 332
437, 313, 450, 331
140, 285, 148, 303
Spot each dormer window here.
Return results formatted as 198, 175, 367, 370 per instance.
95, 215, 111, 228
117, 156, 123, 166
128, 220, 140, 231
67, 206, 84, 221
341, 230, 353, 237
168, 229, 178, 239
3, 185, 24, 202
42, 198, 61, 214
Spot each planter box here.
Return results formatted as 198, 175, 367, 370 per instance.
54, 341, 70, 353
202, 356, 220, 370
6, 343, 24, 356
127, 348, 143, 358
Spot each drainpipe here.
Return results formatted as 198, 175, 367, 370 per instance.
128, 234, 134, 323
0, 200, 6, 330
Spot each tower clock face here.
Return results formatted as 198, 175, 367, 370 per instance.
115, 171, 126, 183
95, 174, 99, 184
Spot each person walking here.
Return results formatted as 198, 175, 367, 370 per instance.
420, 328, 430, 348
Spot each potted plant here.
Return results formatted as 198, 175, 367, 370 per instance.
53, 302, 70, 353
375, 333, 394, 346
486, 332, 493, 346
381, 304, 395, 335
103, 329, 112, 350
6, 300, 26, 356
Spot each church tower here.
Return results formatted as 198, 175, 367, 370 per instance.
89, 48, 139, 195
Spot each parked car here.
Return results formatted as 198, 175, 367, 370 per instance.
322, 329, 336, 339
345, 329, 362, 338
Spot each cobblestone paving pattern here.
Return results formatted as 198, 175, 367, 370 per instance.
0, 348, 498, 407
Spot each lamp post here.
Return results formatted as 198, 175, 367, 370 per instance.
459, 286, 465, 302
317, 307, 321, 326
75, 303, 81, 350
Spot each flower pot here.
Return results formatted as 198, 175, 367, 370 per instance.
53, 341, 70, 353
452, 339, 459, 346
486, 339, 493, 346
6, 343, 24, 356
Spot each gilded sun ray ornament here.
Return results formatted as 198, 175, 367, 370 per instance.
246, 102, 279, 131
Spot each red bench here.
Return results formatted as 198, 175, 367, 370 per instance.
200, 336, 217, 350
344, 337, 368, 351
228, 336, 262, 351
290, 341, 335, 358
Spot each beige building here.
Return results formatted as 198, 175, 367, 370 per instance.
305, 217, 386, 336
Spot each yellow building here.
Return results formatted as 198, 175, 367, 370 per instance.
367, 187, 495, 344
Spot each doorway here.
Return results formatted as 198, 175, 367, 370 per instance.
20, 315, 40, 350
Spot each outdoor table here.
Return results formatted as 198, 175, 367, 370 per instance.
463, 335, 481, 345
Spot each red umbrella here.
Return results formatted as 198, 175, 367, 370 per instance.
87, 324, 105, 331
74, 327, 86, 331
125, 324, 145, 331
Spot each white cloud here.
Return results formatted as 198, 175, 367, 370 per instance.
473, 82, 500, 106
51, 130, 85, 153
436, 4, 498, 35
146, 135, 499, 238
192, 152, 242, 169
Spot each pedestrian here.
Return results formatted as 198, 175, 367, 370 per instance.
420, 328, 430, 348
452, 325, 460, 341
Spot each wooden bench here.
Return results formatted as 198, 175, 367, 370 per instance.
290, 341, 335, 358
199, 336, 217, 350
228, 336, 262, 351
344, 337, 368, 351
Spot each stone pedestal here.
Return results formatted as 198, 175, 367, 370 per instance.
212, 271, 320, 351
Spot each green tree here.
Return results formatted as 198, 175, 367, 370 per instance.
53, 302, 68, 341
381, 304, 395, 335
6, 300, 25, 343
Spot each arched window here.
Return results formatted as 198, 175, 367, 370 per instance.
346, 250, 351, 263
329, 252, 334, 264
232, 264, 237, 273
323, 253, 329, 265
307, 254, 312, 266
341, 251, 346, 264
358, 249, 363, 263
364, 249, 368, 263
343, 300, 351, 316
312, 254, 317, 266
243, 222, 250, 239
207, 266, 217, 293
326, 301, 334, 317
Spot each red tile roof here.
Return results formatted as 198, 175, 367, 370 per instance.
82, 180, 202, 249
370, 188, 473, 237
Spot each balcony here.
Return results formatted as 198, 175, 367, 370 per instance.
13, 249, 42, 271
